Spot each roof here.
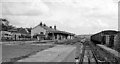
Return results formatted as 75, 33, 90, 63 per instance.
32, 24, 75, 35
17, 28, 29, 34
41, 25, 57, 32
8, 28, 30, 34
32, 24, 58, 32
26, 28, 32, 33
8, 28, 17, 32
47, 30, 75, 35
101, 30, 118, 35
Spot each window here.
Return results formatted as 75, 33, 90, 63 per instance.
40, 32, 44, 34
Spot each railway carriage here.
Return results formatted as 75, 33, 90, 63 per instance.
91, 30, 118, 47
114, 32, 120, 52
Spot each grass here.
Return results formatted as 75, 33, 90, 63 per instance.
2, 44, 54, 62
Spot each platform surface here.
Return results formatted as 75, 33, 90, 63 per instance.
17, 45, 76, 62
97, 44, 120, 58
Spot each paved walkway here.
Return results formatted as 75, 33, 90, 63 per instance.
17, 45, 76, 62
97, 44, 120, 58
0, 42, 2, 44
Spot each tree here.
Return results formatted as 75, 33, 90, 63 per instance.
1, 18, 15, 31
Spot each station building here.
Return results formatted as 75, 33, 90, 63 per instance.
31, 22, 75, 41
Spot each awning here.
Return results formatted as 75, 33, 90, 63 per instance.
47, 30, 75, 35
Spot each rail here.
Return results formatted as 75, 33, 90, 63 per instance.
89, 41, 120, 64
78, 44, 86, 64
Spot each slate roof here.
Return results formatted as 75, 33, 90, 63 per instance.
32, 24, 75, 35
41, 25, 57, 32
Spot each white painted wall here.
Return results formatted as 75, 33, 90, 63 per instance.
31, 26, 46, 36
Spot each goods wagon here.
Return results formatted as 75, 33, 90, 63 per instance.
91, 30, 118, 46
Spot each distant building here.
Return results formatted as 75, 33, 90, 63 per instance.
0, 18, 9, 41
8, 28, 31, 40
31, 22, 75, 41
1, 31, 12, 41
0, 18, 32, 41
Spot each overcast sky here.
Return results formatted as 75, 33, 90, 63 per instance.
1, 0, 119, 35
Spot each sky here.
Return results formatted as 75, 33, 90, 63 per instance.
118, 1, 120, 31
1, 0, 119, 35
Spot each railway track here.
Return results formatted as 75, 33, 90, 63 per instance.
77, 41, 120, 64
79, 45, 85, 64
91, 42, 120, 64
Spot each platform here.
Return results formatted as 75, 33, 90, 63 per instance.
17, 45, 76, 62
97, 44, 120, 58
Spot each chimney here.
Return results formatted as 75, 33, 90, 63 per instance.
40, 22, 42, 26
54, 25, 56, 30
50, 26, 52, 29
43, 24, 46, 26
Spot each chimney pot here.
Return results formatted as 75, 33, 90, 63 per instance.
50, 26, 52, 28
40, 22, 43, 26
43, 24, 46, 26
54, 25, 56, 30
